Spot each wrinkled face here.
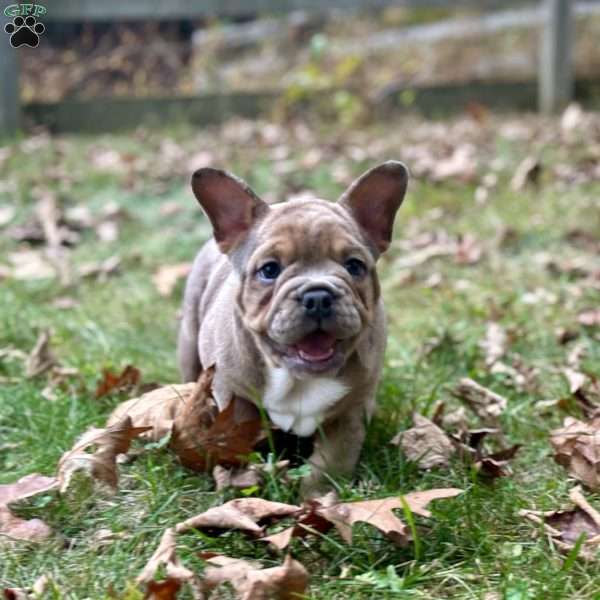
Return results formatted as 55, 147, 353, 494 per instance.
237, 199, 379, 375
191, 161, 408, 376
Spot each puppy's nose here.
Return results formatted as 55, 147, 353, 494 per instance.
302, 288, 334, 320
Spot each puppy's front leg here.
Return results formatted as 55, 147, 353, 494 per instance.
301, 404, 370, 498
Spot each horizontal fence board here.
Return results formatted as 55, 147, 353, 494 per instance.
24, 79, 600, 133
44, 0, 525, 21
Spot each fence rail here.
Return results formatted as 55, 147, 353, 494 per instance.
0, 0, 580, 135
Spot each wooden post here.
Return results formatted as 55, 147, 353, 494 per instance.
0, 13, 20, 135
538, 0, 574, 114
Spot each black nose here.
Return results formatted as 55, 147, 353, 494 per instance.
302, 288, 334, 320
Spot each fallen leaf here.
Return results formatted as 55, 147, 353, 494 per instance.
451, 378, 507, 426
57, 416, 151, 493
579, 310, 600, 327
175, 498, 300, 535
136, 528, 201, 598
454, 234, 483, 265
391, 414, 455, 469
152, 263, 192, 297
24, 330, 57, 378
511, 156, 541, 191
3, 575, 49, 599
202, 553, 308, 600
480, 322, 507, 367
0, 474, 57, 545
95, 365, 141, 398
169, 372, 261, 471
78, 255, 121, 280
520, 486, 600, 559
107, 382, 197, 441
0, 507, 53, 544
213, 460, 290, 491
0, 474, 58, 505
550, 417, 600, 489
316, 488, 463, 546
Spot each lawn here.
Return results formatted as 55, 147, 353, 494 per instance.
1, 109, 599, 598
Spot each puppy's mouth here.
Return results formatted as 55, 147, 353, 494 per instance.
293, 330, 337, 363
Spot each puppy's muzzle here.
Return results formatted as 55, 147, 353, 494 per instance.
302, 288, 334, 321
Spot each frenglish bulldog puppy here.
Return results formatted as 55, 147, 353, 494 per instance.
178, 161, 409, 493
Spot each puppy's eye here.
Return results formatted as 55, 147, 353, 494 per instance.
345, 258, 367, 278
257, 261, 281, 281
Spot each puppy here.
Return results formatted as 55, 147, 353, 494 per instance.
178, 161, 408, 493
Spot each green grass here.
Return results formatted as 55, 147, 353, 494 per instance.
1, 114, 600, 599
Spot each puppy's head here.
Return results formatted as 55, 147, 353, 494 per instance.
192, 162, 408, 376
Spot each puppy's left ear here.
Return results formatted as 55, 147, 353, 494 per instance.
339, 161, 409, 254
192, 168, 268, 253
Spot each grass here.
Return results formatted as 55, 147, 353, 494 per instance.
1, 112, 600, 598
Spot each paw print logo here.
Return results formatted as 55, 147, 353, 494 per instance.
4, 15, 45, 48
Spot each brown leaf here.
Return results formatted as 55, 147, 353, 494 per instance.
95, 364, 141, 398
152, 263, 192, 297
563, 368, 588, 394
260, 501, 334, 550
175, 498, 300, 535
202, 554, 308, 600
136, 528, 202, 599
4, 575, 50, 599
107, 382, 198, 442
451, 378, 507, 426
550, 417, 600, 489
25, 330, 57, 378
511, 156, 541, 191
520, 486, 600, 559
78, 255, 121, 281
0, 474, 58, 506
108, 369, 262, 472
0, 506, 53, 544
57, 416, 151, 493
316, 488, 463, 545
171, 392, 262, 472
391, 414, 455, 469
579, 310, 600, 327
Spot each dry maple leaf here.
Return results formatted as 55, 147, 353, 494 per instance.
107, 369, 262, 473
391, 414, 455, 469
520, 486, 600, 559
550, 417, 600, 489
107, 382, 198, 441
57, 416, 151, 493
3, 575, 50, 599
0, 474, 58, 506
175, 498, 300, 536
202, 554, 308, 600
136, 528, 201, 597
308, 488, 463, 547
95, 364, 141, 399
152, 263, 192, 297
212, 461, 289, 492
451, 378, 507, 426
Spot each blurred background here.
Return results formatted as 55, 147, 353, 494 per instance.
2, 0, 600, 132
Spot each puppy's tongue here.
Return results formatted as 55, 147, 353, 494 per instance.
295, 331, 336, 362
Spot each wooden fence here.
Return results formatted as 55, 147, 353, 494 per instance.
0, 0, 581, 134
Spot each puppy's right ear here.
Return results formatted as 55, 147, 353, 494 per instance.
191, 168, 268, 253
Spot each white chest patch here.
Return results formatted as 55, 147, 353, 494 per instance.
262, 367, 348, 437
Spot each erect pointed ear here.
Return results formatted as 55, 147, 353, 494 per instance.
191, 168, 268, 253
338, 161, 409, 254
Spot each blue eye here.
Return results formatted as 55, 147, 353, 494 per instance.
345, 258, 367, 278
258, 261, 281, 281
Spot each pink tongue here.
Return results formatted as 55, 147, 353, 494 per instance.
295, 331, 336, 362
